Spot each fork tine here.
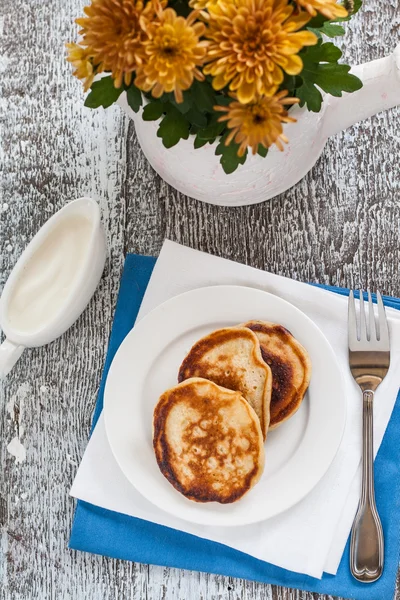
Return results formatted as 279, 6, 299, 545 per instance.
348, 290, 358, 346
359, 289, 368, 341
367, 289, 376, 341
377, 290, 390, 346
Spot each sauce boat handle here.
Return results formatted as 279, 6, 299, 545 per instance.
323, 43, 400, 138
0, 339, 25, 379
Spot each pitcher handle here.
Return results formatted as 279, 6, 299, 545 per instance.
323, 43, 400, 138
0, 339, 25, 378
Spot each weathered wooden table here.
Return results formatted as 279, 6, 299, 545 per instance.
1, 0, 399, 598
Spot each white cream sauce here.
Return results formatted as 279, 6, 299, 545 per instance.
8, 214, 92, 333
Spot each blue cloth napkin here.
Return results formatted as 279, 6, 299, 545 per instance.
70, 254, 400, 600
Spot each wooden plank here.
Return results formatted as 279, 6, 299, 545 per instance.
1, 0, 399, 598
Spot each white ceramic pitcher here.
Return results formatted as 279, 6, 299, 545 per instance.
119, 43, 400, 207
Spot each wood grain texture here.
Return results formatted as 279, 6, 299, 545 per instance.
0, 0, 399, 599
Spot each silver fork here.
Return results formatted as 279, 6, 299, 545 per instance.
348, 289, 390, 583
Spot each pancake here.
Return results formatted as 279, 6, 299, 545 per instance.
243, 321, 312, 429
178, 327, 272, 438
153, 378, 265, 503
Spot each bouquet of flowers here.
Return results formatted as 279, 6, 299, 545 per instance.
67, 0, 362, 173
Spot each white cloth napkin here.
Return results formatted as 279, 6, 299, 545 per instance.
71, 240, 400, 579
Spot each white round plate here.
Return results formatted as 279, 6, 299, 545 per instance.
104, 285, 346, 527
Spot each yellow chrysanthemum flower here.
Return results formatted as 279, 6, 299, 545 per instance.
189, 0, 209, 8
215, 92, 299, 156
66, 43, 96, 92
295, 0, 348, 19
204, 0, 318, 104
189, 0, 221, 12
76, 0, 157, 88
135, 8, 208, 103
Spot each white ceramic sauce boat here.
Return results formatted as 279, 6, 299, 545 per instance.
119, 43, 400, 207
0, 198, 106, 378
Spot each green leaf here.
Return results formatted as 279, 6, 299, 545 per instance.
257, 145, 268, 158
194, 136, 209, 149
309, 23, 345, 37
197, 121, 226, 141
193, 120, 226, 148
168, 91, 193, 114
192, 80, 217, 113
84, 76, 123, 109
281, 73, 297, 94
157, 106, 190, 148
214, 94, 232, 106
296, 42, 362, 111
303, 41, 342, 62
320, 22, 346, 37
126, 84, 142, 113
185, 106, 208, 128
296, 80, 323, 111
307, 63, 363, 96
215, 133, 247, 174
142, 101, 165, 121
307, 13, 329, 28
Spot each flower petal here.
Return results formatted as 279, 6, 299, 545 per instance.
236, 79, 257, 103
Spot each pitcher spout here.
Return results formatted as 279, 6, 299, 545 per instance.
322, 43, 400, 139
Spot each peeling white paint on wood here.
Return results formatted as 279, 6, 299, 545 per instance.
6, 437, 26, 464
5, 383, 30, 464
0, 0, 399, 599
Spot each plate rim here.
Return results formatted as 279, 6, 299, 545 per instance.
104, 284, 346, 527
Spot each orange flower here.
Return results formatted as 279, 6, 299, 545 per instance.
204, 0, 317, 104
76, 0, 157, 88
188, 0, 221, 17
189, 0, 210, 9
294, 0, 348, 19
66, 43, 96, 91
135, 7, 208, 103
215, 92, 299, 156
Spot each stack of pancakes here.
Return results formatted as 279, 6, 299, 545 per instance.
153, 321, 311, 504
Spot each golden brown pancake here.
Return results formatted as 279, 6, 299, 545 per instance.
178, 327, 272, 438
153, 378, 265, 503
243, 321, 312, 429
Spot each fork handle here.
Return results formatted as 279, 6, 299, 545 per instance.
350, 390, 384, 582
